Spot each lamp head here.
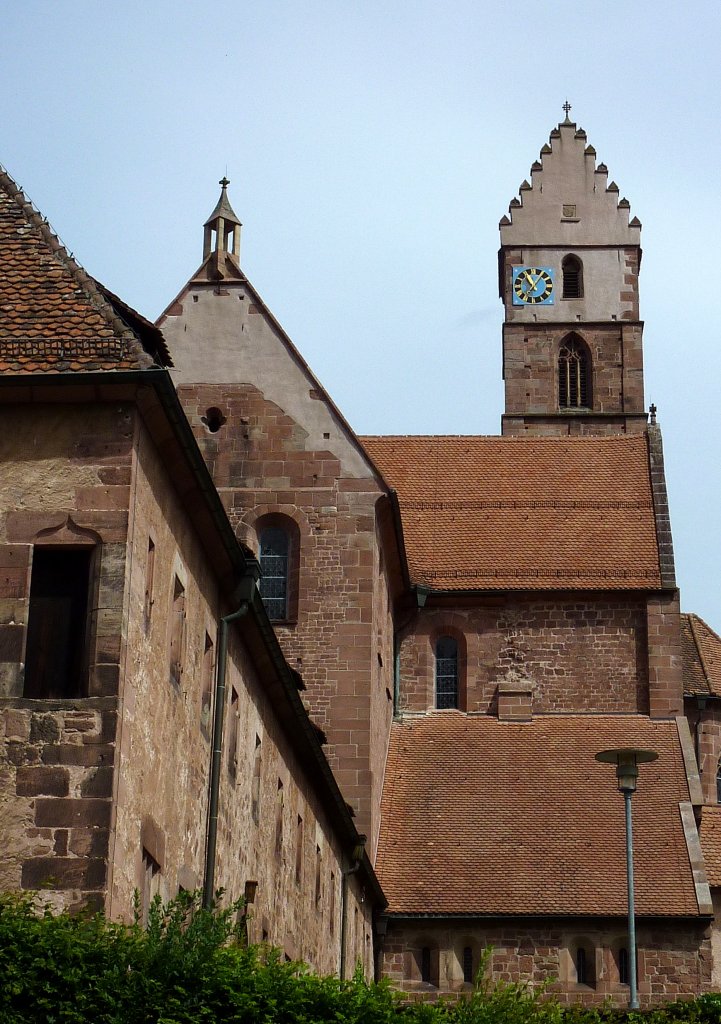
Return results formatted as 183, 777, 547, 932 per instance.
595, 748, 658, 794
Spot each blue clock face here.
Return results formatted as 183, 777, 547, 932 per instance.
512, 266, 554, 305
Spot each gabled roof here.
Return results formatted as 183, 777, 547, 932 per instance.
360, 434, 661, 591
0, 166, 171, 372
377, 714, 701, 918
699, 805, 721, 887
682, 613, 721, 697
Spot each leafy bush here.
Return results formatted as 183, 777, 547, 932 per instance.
0, 891, 717, 1024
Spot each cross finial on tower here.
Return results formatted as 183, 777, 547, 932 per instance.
562, 100, 572, 123
649, 403, 657, 424
219, 176, 230, 190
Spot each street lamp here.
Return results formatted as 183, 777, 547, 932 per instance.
595, 747, 658, 1010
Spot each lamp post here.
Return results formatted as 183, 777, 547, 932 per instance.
595, 747, 658, 1011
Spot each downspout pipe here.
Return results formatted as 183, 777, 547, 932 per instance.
203, 568, 259, 909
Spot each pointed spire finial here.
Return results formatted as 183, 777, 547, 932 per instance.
562, 99, 572, 124
219, 176, 230, 190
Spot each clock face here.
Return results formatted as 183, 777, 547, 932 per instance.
512, 266, 554, 305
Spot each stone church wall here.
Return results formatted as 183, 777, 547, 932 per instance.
175, 382, 393, 854
380, 918, 712, 1006
399, 596, 649, 715
111, 414, 374, 976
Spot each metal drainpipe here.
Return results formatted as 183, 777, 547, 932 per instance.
202, 601, 250, 909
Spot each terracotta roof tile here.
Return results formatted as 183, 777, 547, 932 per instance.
699, 805, 721, 887
682, 614, 721, 698
361, 435, 661, 590
0, 167, 170, 373
377, 714, 699, 917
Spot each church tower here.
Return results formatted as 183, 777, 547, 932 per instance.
499, 106, 647, 436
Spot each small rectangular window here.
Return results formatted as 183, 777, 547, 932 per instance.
463, 946, 474, 984
24, 547, 93, 699
169, 575, 186, 686
143, 537, 155, 633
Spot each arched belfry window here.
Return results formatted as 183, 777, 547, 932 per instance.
259, 526, 290, 621
435, 636, 458, 709
558, 334, 591, 409
562, 254, 583, 298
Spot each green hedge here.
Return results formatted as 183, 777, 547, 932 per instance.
0, 891, 719, 1024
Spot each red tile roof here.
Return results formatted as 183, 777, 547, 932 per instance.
360, 435, 661, 590
682, 614, 721, 698
0, 167, 170, 372
699, 805, 721, 887
377, 713, 700, 917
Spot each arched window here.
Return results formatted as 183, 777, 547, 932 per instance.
558, 334, 591, 409
435, 636, 458, 709
462, 945, 474, 984
562, 254, 583, 298
259, 526, 290, 621
716, 758, 721, 803
618, 947, 629, 985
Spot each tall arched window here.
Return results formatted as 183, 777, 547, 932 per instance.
562, 254, 583, 298
575, 946, 588, 985
558, 334, 592, 409
259, 526, 290, 621
435, 636, 458, 709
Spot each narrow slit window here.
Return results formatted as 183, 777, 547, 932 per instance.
141, 847, 161, 927
576, 946, 588, 985
463, 946, 474, 984
259, 527, 289, 621
315, 844, 322, 907
562, 254, 583, 298
618, 947, 629, 985
295, 814, 304, 884
144, 537, 155, 633
716, 758, 721, 803
329, 871, 336, 935
421, 946, 432, 983
201, 631, 214, 735
435, 636, 459, 709
251, 735, 262, 823
558, 335, 591, 409
169, 575, 186, 686
24, 547, 93, 699
275, 780, 284, 855
228, 687, 239, 776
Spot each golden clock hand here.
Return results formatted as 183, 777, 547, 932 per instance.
522, 270, 539, 296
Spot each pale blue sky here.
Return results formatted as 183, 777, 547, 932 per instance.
2, 1, 720, 628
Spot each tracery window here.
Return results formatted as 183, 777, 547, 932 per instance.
562, 254, 583, 298
558, 334, 591, 409
435, 636, 459, 709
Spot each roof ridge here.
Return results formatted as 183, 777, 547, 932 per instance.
0, 165, 153, 368
361, 433, 645, 444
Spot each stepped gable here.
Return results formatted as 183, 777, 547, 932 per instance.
499, 116, 641, 246
377, 714, 699, 917
682, 613, 721, 697
0, 166, 171, 373
360, 434, 661, 590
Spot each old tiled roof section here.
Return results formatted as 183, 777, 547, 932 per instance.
682, 613, 721, 698
377, 714, 699, 917
699, 806, 721, 887
0, 166, 170, 372
360, 435, 661, 590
